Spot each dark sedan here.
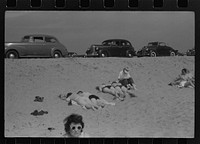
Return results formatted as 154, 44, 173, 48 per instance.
137, 42, 178, 57
86, 39, 136, 57
5, 34, 68, 59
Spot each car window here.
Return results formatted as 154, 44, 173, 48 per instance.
45, 37, 57, 43
148, 42, 158, 46
159, 42, 166, 46
34, 37, 44, 42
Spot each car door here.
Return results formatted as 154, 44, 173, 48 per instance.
44, 37, 57, 56
109, 40, 120, 56
31, 36, 49, 56
157, 43, 166, 56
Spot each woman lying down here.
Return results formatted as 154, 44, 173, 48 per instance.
59, 91, 115, 111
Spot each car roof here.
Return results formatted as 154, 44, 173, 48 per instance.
103, 39, 130, 42
23, 34, 57, 39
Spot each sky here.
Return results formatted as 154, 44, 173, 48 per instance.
5, 11, 194, 54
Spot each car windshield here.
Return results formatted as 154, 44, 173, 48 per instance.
102, 41, 112, 45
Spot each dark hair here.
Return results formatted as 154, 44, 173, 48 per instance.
182, 68, 189, 74
77, 91, 83, 94
66, 92, 72, 98
63, 114, 84, 134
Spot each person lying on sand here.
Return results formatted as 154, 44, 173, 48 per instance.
111, 81, 137, 98
59, 92, 99, 110
118, 67, 137, 90
169, 68, 195, 88
77, 91, 115, 108
96, 81, 137, 101
96, 83, 124, 101
95, 83, 121, 99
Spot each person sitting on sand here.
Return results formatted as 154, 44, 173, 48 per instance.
118, 67, 137, 90
169, 68, 195, 88
63, 114, 89, 137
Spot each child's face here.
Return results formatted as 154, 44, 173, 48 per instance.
69, 123, 83, 137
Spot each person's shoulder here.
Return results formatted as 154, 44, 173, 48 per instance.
80, 132, 90, 137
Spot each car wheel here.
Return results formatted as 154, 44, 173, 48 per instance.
53, 51, 62, 58
126, 50, 134, 57
99, 51, 108, 57
6, 51, 19, 59
150, 51, 156, 57
170, 51, 176, 56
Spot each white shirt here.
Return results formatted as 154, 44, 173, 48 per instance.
118, 70, 131, 80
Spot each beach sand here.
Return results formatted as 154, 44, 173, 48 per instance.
4, 56, 194, 137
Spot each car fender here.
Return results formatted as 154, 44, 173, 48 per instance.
98, 48, 110, 56
5, 45, 24, 56
51, 47, 61, 56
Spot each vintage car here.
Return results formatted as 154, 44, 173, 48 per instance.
137, 42, 178, 57
86, 39, 136, 57
186, 48, 195, 56
5, 34, 68, 58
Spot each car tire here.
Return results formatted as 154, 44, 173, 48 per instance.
170, 51, 176, 56
6, 50, 19, 59
126, 50, 134, 57
150, 51, 156, 57
99, 50, 109, 57
53, 51, 62, 58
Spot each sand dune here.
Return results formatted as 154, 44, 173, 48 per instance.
4, 56, 194, 137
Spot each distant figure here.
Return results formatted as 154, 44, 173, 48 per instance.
118, 67, 137, 90
29, 37, 34, 42
169, 68, 195, 88
63, 114, 89, 137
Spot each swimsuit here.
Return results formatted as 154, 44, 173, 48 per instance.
88, 95, 100, 100
101, 85, 112, 91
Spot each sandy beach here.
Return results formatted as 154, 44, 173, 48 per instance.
4, 56, 194, 137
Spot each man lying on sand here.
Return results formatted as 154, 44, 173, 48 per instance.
169, 68, 195, 88
59, 91, 115, 110
95, 83, 124, 101
96, 81, 137, 101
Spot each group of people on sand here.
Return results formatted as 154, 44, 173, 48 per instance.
61, 67, 194, 138
96, 67, 137, 101
59, 67, 137, 110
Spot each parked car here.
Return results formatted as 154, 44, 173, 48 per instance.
186, 48, 195, 56
137, 42, 178, 57
68, 52, 77, 57
86, 39, 136, 57
5, 34, 68, 59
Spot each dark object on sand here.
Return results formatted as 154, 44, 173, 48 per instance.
34, 96, 44, 102
31, 110, 48, 116
48, 127, 55, 131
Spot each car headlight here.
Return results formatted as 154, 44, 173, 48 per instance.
95, 47, 99, 51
